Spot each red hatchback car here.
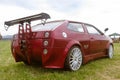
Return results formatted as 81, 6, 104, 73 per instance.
5, 13, 113, 71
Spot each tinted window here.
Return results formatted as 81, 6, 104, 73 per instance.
32, 21, 63, 31
68, 23, 84, 32
86, 25, 101, 35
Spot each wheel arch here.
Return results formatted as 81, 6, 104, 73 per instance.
63, 40, 84, 65
106, 42, 114, 54
106, 42, 114, 50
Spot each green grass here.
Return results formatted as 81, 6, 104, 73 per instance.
0, 40, 120, 80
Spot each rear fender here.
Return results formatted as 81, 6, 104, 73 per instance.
63, 40, 84, 63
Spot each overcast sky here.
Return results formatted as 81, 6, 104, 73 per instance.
0, 0, 120, 36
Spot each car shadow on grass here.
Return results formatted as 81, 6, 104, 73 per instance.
11, 56, 115, 76
14, 62, 68, 73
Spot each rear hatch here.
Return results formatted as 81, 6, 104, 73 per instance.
12, 21, 63, 63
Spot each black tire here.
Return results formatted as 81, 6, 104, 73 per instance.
65, 46, 83, 71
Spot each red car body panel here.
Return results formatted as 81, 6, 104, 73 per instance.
11, 20, 113, 69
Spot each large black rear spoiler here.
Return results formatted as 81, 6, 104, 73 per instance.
4, 13, 50, 30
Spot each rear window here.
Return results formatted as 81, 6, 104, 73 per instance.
32, 21, 63, 31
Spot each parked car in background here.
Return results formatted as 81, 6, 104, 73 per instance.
5, 13, 114, 71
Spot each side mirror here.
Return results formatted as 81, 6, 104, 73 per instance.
104, 28, 109, 33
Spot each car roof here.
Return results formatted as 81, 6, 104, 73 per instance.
34, 20, 95, 28
48, 20, 95, 26
66, 20, 95, 26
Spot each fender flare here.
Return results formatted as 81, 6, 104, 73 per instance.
62, 40, 84, 63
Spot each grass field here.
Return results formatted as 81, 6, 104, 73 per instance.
0, 40, 120, 80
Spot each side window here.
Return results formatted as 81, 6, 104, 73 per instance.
86, 25, 101, 35
68, 23, 84, 32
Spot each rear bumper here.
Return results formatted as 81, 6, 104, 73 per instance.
11, 39, 66, 68
11, 39, 43, 64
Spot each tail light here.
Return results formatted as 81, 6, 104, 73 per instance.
43, 40, 49, 46
43, 49, 48, 55
43, 31, 51, 55
44, 32, 50, 38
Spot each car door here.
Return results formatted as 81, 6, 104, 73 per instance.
67, 22, 90, 55
85, 24, 104, 54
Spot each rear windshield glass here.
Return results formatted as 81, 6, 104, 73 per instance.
32, 21, 63, 31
